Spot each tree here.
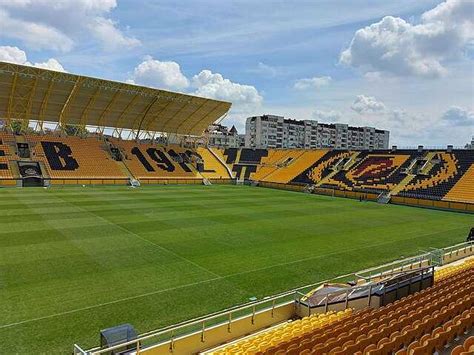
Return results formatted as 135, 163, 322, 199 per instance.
64, 125, 88, 136
10, 120, 22, 134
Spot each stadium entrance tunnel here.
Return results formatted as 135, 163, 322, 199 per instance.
297, 266, 434, 314
22, 176, 43, 187
17, 161, 44, 187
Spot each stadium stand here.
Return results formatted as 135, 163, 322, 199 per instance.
398, 151, 474, 202
213, 309, 353, 354
256, 150, 328, 184
27, 135, 127, 180
292, 150, 353, 186
1, 131, 473, 207
284, 149, 473, 205
1, 135, 473, 206
434, 257, 474, 282
110, 139, 200, 180
0, 131, 17, 183
0, 62, 472, 204
195, 147, 233, 179
444, 157, 474, 204
250, 149, 298, 181
221, 148, 269, 180
213, 261, 474, 355
323, 152, 414, 193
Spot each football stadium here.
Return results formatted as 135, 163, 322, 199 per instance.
0, 58, 473, 355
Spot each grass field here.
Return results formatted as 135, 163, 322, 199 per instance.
0, 185, 472, 353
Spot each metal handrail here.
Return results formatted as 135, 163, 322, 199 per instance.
85, 272, 354, 354
442, 241, 473, 253
73, 344, 87, 355
355, 253, 431, 281
78, 242, 473, 354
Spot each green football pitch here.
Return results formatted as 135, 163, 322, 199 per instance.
0, 185, 472, 353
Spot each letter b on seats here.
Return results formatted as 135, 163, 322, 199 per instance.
41, 141, 79, 170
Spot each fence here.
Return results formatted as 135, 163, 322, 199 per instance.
390, 195, 474, 213
74, 273, 352, 355
296, 266, 434, 317
441, 241, 474, 264
254, 181, 473, 213
73, 241, 474, 354
0, 177, 236, 187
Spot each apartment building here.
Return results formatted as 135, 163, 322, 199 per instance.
245, 115, 389, 149
206, 124, 244, 148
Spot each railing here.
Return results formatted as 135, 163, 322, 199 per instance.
442, 241, 473, 255
75, 242, 473, 354
355, 253, 432, 282
441, 241, 474, 265
395, 146, 468, 150
73, 344, 88, 355
75, 272, 354, 355
296, 265, 434, 316
295, 280, 378, 315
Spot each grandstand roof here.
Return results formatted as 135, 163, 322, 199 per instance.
0, 61, 231, 136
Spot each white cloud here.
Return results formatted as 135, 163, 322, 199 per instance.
0, 45, 27, 64
351, 95, 386, 114
88, 17, 141, 51
340, 0, 474, 78
312, 109, 342, 122
0, 9, 73, 52
0, 0, 139, 52
192, 70, 263, 132
249, 62, 277, 78
294, 76, 332, 90
128, 59, 263, 124
441, 106, 474, 126
129, 57, 189, 90
0, 46, 66, 72
33, 58, 66, 72
192, 70, 263, 111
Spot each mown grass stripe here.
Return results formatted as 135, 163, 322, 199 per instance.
0, 185, 471, 353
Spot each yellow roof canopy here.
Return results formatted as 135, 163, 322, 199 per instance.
0, 61, 231, 136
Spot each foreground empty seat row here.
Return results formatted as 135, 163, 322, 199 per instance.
214, 309, 352, 354
232, 266, 474, 355
451, 336, 474, 355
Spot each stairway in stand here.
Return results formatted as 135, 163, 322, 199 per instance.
419, 151, 437, 175
116, 160, 136, 181
207, 147, 234, 178
235, 149, 242, 164
390, 174, 416, 196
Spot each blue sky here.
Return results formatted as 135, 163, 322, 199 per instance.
0, 0, 472, 146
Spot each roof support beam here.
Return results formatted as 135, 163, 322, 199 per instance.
135, 96, 159, 140
6, 72, 18, 124
38, 77, 56, 123
59, 77, 82, 126
96, 87, 123, 127
22, 75, 39, 130
175, 99, 210, 134
144, 94, 179, 131
187, 101, 224, 135
79, 86, 102, 126
160, 101, 192, 134
115, 92, 141, 128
